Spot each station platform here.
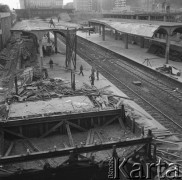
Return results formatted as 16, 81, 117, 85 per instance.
41, 38, 182, 151
77, 31, 182, 83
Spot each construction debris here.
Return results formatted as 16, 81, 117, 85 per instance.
156, 64, 181, 76
0, 74, 131, 119
133, 81, 142, 86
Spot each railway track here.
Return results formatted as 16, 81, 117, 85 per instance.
73, 36, 182, 134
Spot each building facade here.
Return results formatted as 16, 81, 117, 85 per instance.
19, 0, 63, 9
114, 0, 126, 9
74, 0, 102, 11
101, 0, 115, 11
74, 0, 92, 11
0, 13, 12, 51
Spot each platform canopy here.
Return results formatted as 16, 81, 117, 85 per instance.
89, 18, 182, 38
11, 19, 81, 32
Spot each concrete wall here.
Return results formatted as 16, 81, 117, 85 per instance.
0, 13, 12, 51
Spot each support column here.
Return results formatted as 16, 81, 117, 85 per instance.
0, 126, 4, 157
39, 39, 43, 73
125, 33, 128, 49
110, 29, 112, 36
47, 32, 50, 43
164, 15, 167, 22
102, 25, 105, 41
140, 37, 145, 48
148, 15, 151, 21
71, 70, 75, 91
165, 32, 170, 64
88, 22, 91, 36
14, 76, 18, 95
54, 32, 58, 53
115, 30, 118, 40
99, 25, 101, 35
74, 30, 77, 70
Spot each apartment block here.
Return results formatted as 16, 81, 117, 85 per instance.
19, 0, 63, 9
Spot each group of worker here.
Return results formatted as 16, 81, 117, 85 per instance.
49, 61, 99, 87
49, 16, 61, 28
79, 65, 99, 87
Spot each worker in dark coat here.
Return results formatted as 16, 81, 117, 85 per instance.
57, 16, 60, 22
79, 65, 84, 76
89, 73, 95, 86
91, 67, 95, 76
49, 18, 55, 28
49, 59, 53, 69
96, 70, 99, 80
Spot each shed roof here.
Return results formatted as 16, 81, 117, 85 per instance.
11, 19, 81, 32
89, 18, 182, 38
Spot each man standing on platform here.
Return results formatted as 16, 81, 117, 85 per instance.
89, 73, 95, 86
91, 67, 95, 76
49, 58, 53, 69
96, 70, 99, 80
79, 65, 84, 76
49, 18, 55, 28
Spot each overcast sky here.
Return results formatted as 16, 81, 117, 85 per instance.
0, 0, 73, 9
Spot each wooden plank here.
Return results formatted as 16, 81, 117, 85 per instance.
4, 142, 14, 157
65, 120, 87, 132
102, 116, 119, 128
40, 121, 64, 138
65, 123, 75, 147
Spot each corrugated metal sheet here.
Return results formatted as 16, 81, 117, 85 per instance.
90, 19, 160, 38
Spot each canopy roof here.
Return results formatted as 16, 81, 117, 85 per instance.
11, 19, 81, 32
89, 18, 182, 38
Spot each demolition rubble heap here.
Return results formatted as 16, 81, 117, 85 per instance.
0, 35, 37, 96
1, 76, 128, 120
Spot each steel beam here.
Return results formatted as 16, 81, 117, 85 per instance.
0, 137, 152, 165
115, 30, 118, 40
99, 25, 101, 35
102, 25, 105, 41
66, 123, 75, 147
140, 37, 145, 48
4, 142, 14, 157
3, 109, 121, 127
125, 33, 128, 49
0, 126, 4, 156
40, 120, 64, 138
102, 115, 119, 128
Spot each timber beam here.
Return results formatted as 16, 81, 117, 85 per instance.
0, 136, 153, 165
